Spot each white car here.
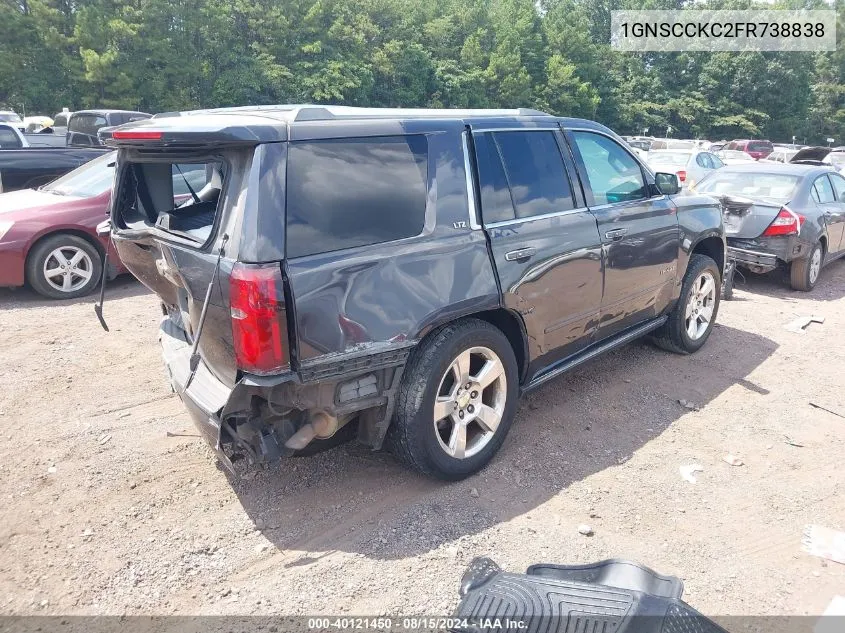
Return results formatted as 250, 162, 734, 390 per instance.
764, 149, 800, 163
646, 149, 724, 190
716, 149, 757, 166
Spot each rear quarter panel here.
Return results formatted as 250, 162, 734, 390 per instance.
674, 192, 726, 278
283, 126, 500, 367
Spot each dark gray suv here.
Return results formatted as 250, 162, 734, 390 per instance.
105, 105, 725, 480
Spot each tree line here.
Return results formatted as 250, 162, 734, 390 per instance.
2, 0, 843, 144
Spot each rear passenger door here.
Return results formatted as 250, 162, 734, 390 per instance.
565, 129, 680, 340
471, 125, 603, 378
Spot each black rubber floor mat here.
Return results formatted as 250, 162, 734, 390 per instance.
528, 559, 684, 600
453, 557, 728, 633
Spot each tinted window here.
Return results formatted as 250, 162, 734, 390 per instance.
709, 153, 724, 168
812, 175, 835, 203
70, 114, 107, 135
287, 135, 427, 258
748, 141, 773, 152
493, 131, 574, 219
829, 173, 845, 201
571, 131, 648, 204
0, 127, 22, 148
474, 133, 515, 223
54, 114, 68, 127
696, 153, 709, 168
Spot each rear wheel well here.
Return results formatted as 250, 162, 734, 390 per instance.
469, 309, 528, 383
25, 230, 104, 276
691, 236, 724, 275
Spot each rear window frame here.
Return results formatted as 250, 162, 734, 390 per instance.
111, 148, 236, 251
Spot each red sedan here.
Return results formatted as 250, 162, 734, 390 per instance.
0, 151, 121, 299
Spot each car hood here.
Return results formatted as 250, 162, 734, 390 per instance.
790, 147, 831, 163
0, 188, 86, 220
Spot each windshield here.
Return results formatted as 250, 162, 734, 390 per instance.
0, 113, 22, 123
42, 151, 116, 197
696, 171, 800, 202
748, 141, 772, 152
648, 152, 690, 167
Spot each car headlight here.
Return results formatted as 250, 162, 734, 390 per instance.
0, 221, 13, 242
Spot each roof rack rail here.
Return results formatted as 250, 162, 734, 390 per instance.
151, 104, 552, 122
292, 106, 552, 121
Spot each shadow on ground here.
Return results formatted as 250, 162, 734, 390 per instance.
732, 257, 845, 303
0, 275, 149, 312
226, 322, 778, 562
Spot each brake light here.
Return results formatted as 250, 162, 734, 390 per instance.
229, 263, 288, 374
112, 130, 163, 140
762, 207, 805, 237
676, 170, 687, 183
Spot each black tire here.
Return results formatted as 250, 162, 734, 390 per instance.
652, 254, 721, 355
790, 241, 822, 292
26, 234, 102, 300
386, 318, 519, 480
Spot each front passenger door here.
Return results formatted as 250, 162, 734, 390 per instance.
566, 130, 680, 340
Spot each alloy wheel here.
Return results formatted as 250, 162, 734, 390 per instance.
433, 346, 507, 459
684, 271, 716, 341
43, 246, 94, 293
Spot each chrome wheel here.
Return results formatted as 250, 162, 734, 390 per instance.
684, 271, 716, 341
433, 346, 507, 459
809, 247, 822, 284
42, 246, 94, 293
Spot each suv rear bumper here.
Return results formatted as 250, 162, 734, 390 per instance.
159, 315, 410, 465
159, 317, 231, 458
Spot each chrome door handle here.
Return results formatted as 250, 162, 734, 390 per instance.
605, 228, 628, 241
505, 247, 537, 262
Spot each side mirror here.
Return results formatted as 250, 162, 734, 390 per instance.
654, 172, 681, 195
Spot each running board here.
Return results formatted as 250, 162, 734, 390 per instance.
524, 316, 668, 393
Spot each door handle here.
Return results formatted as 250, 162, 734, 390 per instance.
505, 247, 537, 262
605, 228, 628, 241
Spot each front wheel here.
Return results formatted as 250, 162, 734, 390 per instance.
790, 241, 823, 292
652, 254, 721, 354
26, 234, 102, 300
387, 319, 518, 480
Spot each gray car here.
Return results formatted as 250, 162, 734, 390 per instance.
694, 163, 845, 291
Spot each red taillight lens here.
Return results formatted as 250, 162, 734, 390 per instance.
676, 170, 687, 183
112, 130, 163, 140
229, 263, 288, 374
762, 207, 805, 237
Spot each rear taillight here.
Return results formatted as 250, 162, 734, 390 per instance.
762, 207, 805, 237
676, 170, 687, 183
229, 263, 288, 375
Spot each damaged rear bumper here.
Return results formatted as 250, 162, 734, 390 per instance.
159, 317, 411, 467
727, 235, 811, 272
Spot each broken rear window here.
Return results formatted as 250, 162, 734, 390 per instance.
115, 159, 225, 243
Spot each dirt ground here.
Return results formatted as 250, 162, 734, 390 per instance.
1, 260, 844, 621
